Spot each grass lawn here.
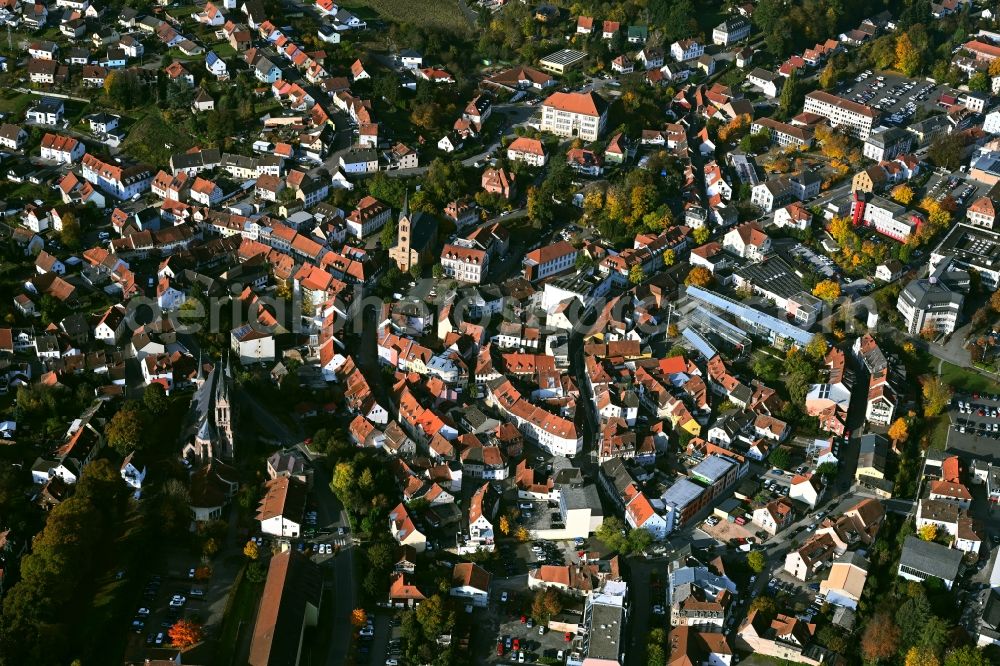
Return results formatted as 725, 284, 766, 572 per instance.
0, 91, 33, 117
342, 0, 470, 33
939, 362, 1000, 394
215, 566, 264, 666
927, 415, 951, 451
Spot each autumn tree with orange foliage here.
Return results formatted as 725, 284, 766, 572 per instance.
861, 612, 900, 663
169, 619, 203, 648
888, 418, 909, 446
684, 266, 713, 288
812, 280, 841, 304
717, 114, 752, 143
351, 608, 368, 627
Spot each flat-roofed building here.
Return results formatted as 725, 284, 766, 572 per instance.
539, 48, 587, 75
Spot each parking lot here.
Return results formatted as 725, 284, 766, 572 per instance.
835, 70, 945, 124
789, 243, 837, 279
128, 567, 208, 652
951, 392, 1000, 440
492, 596, 578, 666
925, 169, 984, 208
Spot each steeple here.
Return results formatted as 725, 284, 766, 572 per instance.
400, 188, 409, 221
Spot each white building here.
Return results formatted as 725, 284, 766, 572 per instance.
440, 241, 489, 284
540, 91, 608, 142
256, 476, 307, 538
803, 90, 878, 139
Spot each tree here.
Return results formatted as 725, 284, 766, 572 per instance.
804, 334, 829, 361
59, 211, 82, 250
647, 643, 665, 666
747, 550, 766, 573
769, 447, 791, 470
143, 382, 168, 415
531, 588, 563, 622
906, 647, 940, 666
895, 32, 920, 76
891, 184, 914, 205
816, 462, 838, 481
662, 249, 675, 267
629, 265, 645, 285
414, 594, 453, 640
105, 404, 145, 455
921, 376, 953, 417
818, 61, 838, 89
918, 524, 938, 541
896, 593, 931, 648
888, 418, 909, 446
693, 226, 710, 244
527, 186, 554, 228
168, 619, 203, 648
684, 266, 713, 288
861, 612, 900, 663
943, 646, 989, 666
515, 526, 529, 542
380, 218, 397, 250
243, 540, 259, 560
749, 595, 777, 620
969, 72, 990, 94
990, 288, 1000, 312
595, 516, 628, 552
432, 263, 444, 280
813, 280, 840, 305
779, 68, 802, 117
351, 608, 368, 627
498, 515, 510, 536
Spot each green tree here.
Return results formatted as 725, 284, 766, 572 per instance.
816, 462, 838, 481
779, 68, 802, 117
595, 516, 628, 552
895, 594, 930, 649
943, 646, 989, 666
749, 595, 777, 620
380, 218, 397, 250
105, 403, 146, 455
629, 264, 645, 285
747, 550, 766, 573
769, 447, 791, 470
373, 72, 399, 106
143, 382, 169, 416
969, 71, 990, 93
693, 226, 710, 244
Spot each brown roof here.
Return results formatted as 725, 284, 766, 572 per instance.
256, 476, 308, 522
452, 562, 492, 591
542, 91, 608, 117
249, 551, 323, 666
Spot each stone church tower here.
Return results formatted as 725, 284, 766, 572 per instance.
183, 353, 238, 463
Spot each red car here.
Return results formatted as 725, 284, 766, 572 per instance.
513, 638, 520, 651
565, 633, 573, 642
497, 642, 504, 656
520, 615, 527, 624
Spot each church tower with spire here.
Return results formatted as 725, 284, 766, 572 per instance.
389, 189, 437, 273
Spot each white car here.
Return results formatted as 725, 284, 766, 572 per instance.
652, 605, 665, 615
360, 626, 374, 637
501, 591, 509, 602
169, 595, 186, 608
